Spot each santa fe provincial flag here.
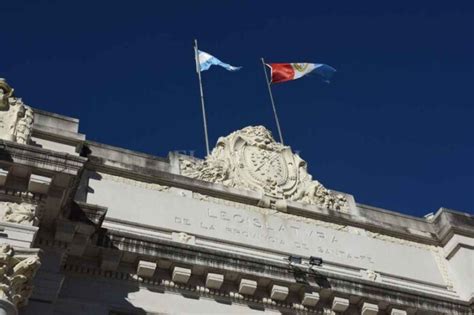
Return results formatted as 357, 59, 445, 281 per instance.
266, 63, 336, 84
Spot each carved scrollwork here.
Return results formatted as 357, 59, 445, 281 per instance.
0, 202, 37, 225
180, 126, 348, 211
0, 78, 34, 144
0, 244, 40, 307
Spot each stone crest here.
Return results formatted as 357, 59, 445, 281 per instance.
0, 79, 34, 144
180, 126, 348, 211
0, 244, 41, 307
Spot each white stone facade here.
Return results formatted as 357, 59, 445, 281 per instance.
0, 79, 471, 314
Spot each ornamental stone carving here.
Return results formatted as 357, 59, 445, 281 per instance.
0, 244, 41, 307
180, 126, 348, 211
0, 79, 34, 144
0, 202, 37, 225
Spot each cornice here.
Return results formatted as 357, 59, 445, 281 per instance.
99, 226, 457, 298
32, 124, 85, 146
432, 208, 474, 244
59, 239, 471, 314
87, 154, 474, 247
0, 140, 86, 176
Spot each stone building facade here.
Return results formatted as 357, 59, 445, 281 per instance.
0, 78, 472, 314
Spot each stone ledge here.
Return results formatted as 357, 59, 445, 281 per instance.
59, 257, 474, 315
32, 124, 85, 144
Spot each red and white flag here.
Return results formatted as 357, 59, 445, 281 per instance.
266, 63, 336, 84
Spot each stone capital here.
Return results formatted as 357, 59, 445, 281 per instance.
0, 244, 41, 309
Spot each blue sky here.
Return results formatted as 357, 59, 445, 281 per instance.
2, 1, 473, 216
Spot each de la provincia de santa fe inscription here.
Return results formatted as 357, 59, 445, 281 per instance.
174, 206, 376, 266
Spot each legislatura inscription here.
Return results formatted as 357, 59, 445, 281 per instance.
174, 208, 375, 265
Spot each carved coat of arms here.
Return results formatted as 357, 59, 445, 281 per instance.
180, 126, 348, 211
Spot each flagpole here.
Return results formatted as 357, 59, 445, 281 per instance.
194, 39, 210, 156
261, 58, 284, 145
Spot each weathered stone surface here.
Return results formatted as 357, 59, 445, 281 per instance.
0, 202, 36, 225
301, 292, 320, 307
0, 244, 40, 308
91, 181, 446, 286
0, 93, 469, 315
270, 285, 288, 301
332, 297, 349, 312
171, 232, 195, 245
172, 266, 191, 284
137, 260, 156, 278
239, 279, 257, 295
391, 308, 407, 315
361, 302, 379, 315
0, 79, 33, 145
205, 273, 224, 289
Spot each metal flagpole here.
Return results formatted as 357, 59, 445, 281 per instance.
261, 58, 284, 145
194, 39, 210, 156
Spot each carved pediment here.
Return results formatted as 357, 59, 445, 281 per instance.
0, 78, 34, 144
180, 126, 348, 211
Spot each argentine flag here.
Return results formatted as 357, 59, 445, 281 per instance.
197, 50, 241, 72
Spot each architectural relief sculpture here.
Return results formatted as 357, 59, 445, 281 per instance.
180, 126, 348, 211
0, 244, 40, 307
0, 202, 37, 225
0, 79, 34, 144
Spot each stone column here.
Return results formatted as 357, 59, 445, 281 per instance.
0, 244, 41, 315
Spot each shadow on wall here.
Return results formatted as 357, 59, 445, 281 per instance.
24, 273, 147, 315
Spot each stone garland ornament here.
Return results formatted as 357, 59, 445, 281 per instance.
180, 126, 348, 211
0, 202, 37, 225
0, 79, 34, 144
0, 244, 41, 307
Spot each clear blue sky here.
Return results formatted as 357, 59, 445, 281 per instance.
3, 1, 473, 216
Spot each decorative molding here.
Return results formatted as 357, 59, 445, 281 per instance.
0, 201, 37, 225
0, 141, 86, 176
361, 269, 381, 282
0, 244, 41, 307
171, 232, 195, 245
62, 263, 319, 313
364, 231, 454, 289
432, 246, 455, 291
180, 126, 348, 212
60, 256, 470, 314
99, 172, 169, 192
0, 79, 34, 145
